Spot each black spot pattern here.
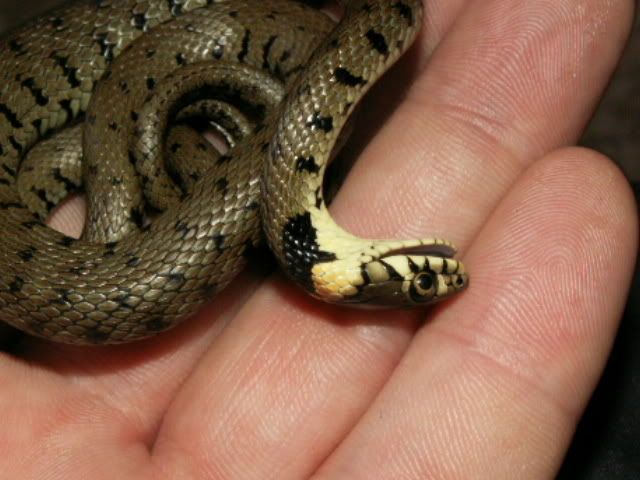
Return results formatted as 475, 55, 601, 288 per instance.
237, 29, 250, 62
262, 35, 277, 70
393, 1, 414, 24
0, 104, 23, 129
20, 77, 49, 105
282, 212, 336, 290
8, 276, 24, 293
132, 13, 147, 30
307, 112, 333, 132
333, 67, 366, 87
295, 155, 320, 174
51, 54, 81, 89
365, 29, 389, 55
17, 246, 36, 262
52, 167, 80, 192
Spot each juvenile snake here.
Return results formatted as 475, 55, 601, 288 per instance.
0, 0, 468, 345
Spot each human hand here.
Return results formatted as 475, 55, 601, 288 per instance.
2, 0, 637, 478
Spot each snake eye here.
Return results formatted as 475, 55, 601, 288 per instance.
410, 272, 437, 302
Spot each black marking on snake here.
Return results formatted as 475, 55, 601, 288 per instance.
58, 236, 75, 247
333, 68, 366, 87
175, 52, 187, 65
126, 256, 141, 267
215, 178, 229, 194
20, 77, 49, 106
229, 10, 238, 18
95, 32, 115, 62
393, 1, 414, 24
238, 29, 250, 63
0, 202, 22, 209
53, 288, 71, 305
162, 272, 186, 290
295, 156, 320, 174
170, 142, 182, 153
130, 110, 139, 122
366, 29, 389, 56
118, 81, 130, 93
130, 207, 145, 228
59, 99, 74, 122
266, 13, 276, 20
212, 41, 225, 59
0, 178, 10, 186
52, 167, 80, 192
0, 104, 24, 129
8, 276, 24, 293
262, 35, 277, 70
282, 212, 336, 290
361, 3, 373, 12
104, 241, 118, 257
17, 246, 36, 262
31, 187, 55, 211
51, 54, 81, 89
88, 165, 98, 176
2, 164, 16, 177
52, 17, 64, 28
260, 142, 270, 153
108, 122, 118, 131
314, 187, 322, 209
279, 50, 291, 63
8, 39, 25, 56
110, 177, 123, 186
379, 260, 404, 280
307, 112, 333, 133
216, 153, 232, 165
32, 118, 43, 133
211, 234, 225, 251
146, 77, 157, 90
145, 48, 156, 59
174, 220, 190, 239
9, 136, 23, 154
407, 257, 420, 274
167, 0, 183, 16
132, 13, 147, 31
21, 220, 41, 230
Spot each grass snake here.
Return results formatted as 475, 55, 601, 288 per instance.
0, 0, 468, 344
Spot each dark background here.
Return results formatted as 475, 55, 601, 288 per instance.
1, 2, 639, 478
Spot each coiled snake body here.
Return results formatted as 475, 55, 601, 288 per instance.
0, 0, 468, 344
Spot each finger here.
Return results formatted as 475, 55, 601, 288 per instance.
313, 149, 638, 479
151, 0, 633, 478
339, 0, 634, 247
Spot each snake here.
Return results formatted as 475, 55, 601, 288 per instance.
0, 0, 468, 345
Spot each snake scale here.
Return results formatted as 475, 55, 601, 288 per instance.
0, 0, 468, 345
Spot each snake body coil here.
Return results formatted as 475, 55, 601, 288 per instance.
0, 0, 468, 344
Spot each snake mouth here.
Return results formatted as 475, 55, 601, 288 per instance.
380, 243, 457, 259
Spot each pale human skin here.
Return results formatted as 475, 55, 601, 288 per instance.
1, 0, 638, 478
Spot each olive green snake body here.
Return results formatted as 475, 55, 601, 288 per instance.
0, 0, 468, 344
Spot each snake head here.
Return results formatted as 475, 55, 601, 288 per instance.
311, 240, 469, 308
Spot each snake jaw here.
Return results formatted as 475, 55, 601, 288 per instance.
309, 238, 468, 307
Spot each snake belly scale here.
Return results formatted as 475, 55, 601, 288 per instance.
0, 0, 468, 345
